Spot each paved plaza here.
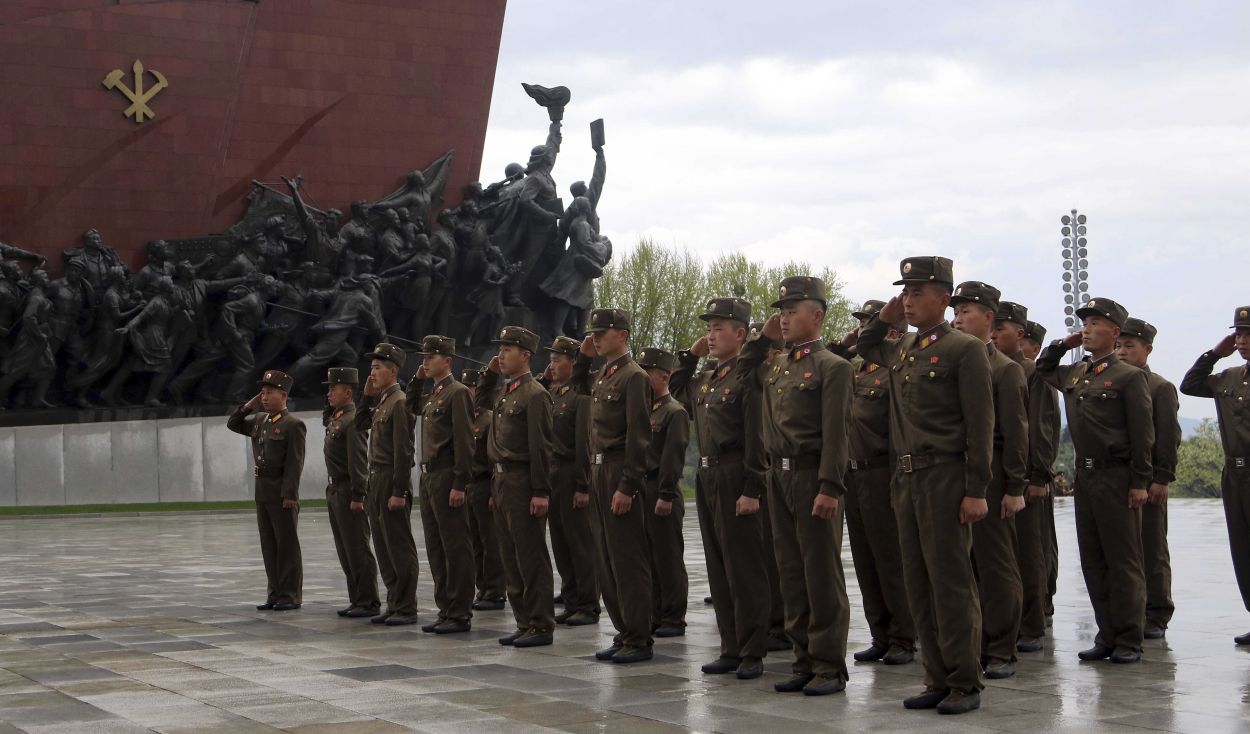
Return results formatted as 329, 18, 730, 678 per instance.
1, 498, 1249, 733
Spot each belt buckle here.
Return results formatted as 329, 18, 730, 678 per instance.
252, 467, 261, 477
1236, 458, 1247, 469
1081, 458, 1096, 469
780, 457, 792, 471
700, 456, 711, 468
594, 453, 604, 465
419, 463, 428, 474
850, 460, 860, 472
494, 463, 505, 473
899, 455, 913, 473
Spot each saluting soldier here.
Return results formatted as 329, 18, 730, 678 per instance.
406, 335, 476, 634
356, 343, 420, 626
856, 257, 993, 715
462, 369, 507, 611
1025, 319, 1062, 619
322, 367, 380, 618
637, 347, 691, 638
749, 320, 791, 652
738, 276, 853, 697
573, 308, 655, 664
227, 369, 307, 612
950, 282, 1027, 680
672, 299, 771, 679
1181, 306, 1250, 645
1036, 297, 1153, 663
991, 302, 1060, 653
1116, 318, 1180, 639
830, 300, 916, 666
480, 326, 556, 647
542, 336, 600, 626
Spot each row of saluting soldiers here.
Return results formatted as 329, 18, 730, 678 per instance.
225, 254, 1250, 716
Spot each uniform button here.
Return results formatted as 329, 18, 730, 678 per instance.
784, 370, 790, 375
908, 356, 915, 362
776, 388, 782, 394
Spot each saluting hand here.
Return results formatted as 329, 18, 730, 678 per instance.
448, 488, 465, 508
1213, 334, 1237, 358
610, 490, 633, 515
960, 496, 988, 524
245, 392, 262, 410
580, 335, 596, 357
761, 314, 782, 342
878, 295, 905, 325
1128, 488, 1148, 509
414, 364, 429, 381
690, 335, 710, 357
487, 355, 502, 374
811, 494, 839, 520
530, 496, 549, 518
1001, 494, 1025, 519
1062, 332, 1083, 349
363, 375, 380, 397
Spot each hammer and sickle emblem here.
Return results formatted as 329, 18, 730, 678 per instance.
102, 60, 168, 123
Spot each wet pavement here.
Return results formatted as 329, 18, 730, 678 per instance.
1, 498, 1248, 733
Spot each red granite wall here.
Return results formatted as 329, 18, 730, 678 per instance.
0, 0, 506, 269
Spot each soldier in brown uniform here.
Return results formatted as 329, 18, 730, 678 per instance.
672, 298, 771, 679
991, 303, 1060, 652
950, 282, 1027, 680
227, 370, 307, 611
739, 276, 853, 697
406, 335, 476, 634
462, 369, 507, 611
637, 347, 691, 638
543, 337, 600, 626
573, 308, 655, 664
480, 326, 556, 647
1024, 319, 1062, 619
356, 343, 420, 626
1116, 318, 1180, 639
856, 257, 993, 715
829, 300, 916, 666
749, 320, 792, 652
1181, 306, 1250, 645
322, 367, 380, 618
1036, 297, 1153, 663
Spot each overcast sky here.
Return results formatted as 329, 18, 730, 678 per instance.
480, 1, 1250, 419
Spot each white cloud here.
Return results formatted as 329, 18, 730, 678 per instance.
481, 14, 1250, 418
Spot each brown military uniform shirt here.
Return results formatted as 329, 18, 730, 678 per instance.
572, 352, 652, 496
323, 404, 368, 501
1012, 353, 1062, 486
739, 336, 854, 498
227, 406, 307, 502
478, 371, 554, 496
1144, 367, 1181, 485
857, 319, 995, 498
549, 382, 591, 491
1037, 347, 1154, 489
646, 394, 690, 501
988, 343, 1029, 496
1181, 354, 1250, 456
671, 352, 766, 498
470, 407, 492, 481
355, 382, 416, 498
407, 375, 474, 488
849, 359, 891, 464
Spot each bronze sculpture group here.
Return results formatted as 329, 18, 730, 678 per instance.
0, 85, 610, 411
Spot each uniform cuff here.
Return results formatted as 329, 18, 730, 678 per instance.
818, 480, 844, 498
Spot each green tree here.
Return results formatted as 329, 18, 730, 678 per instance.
1172, 418, 1225, 498
597, 240, 855, 353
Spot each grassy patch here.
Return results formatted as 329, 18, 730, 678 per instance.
0, 500, 329, 516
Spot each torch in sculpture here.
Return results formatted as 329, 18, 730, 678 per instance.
1060, 209, 1090, 363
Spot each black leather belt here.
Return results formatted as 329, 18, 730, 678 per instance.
1075, 456, 1127, 470
254, 466, 282, 478
494, 460, 529, 474
772, 455, 820, 471
1228, 457, 1249, 469
328, 474, 350, 484
420, 455, 454, 474
849, 454, 891, 472
593, 449, 626, 465
699, 451, 743, 469
645, 469, 660, 481
897, 452, 962, 474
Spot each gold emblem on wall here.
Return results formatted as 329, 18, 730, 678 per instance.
102, 60, 168, 123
